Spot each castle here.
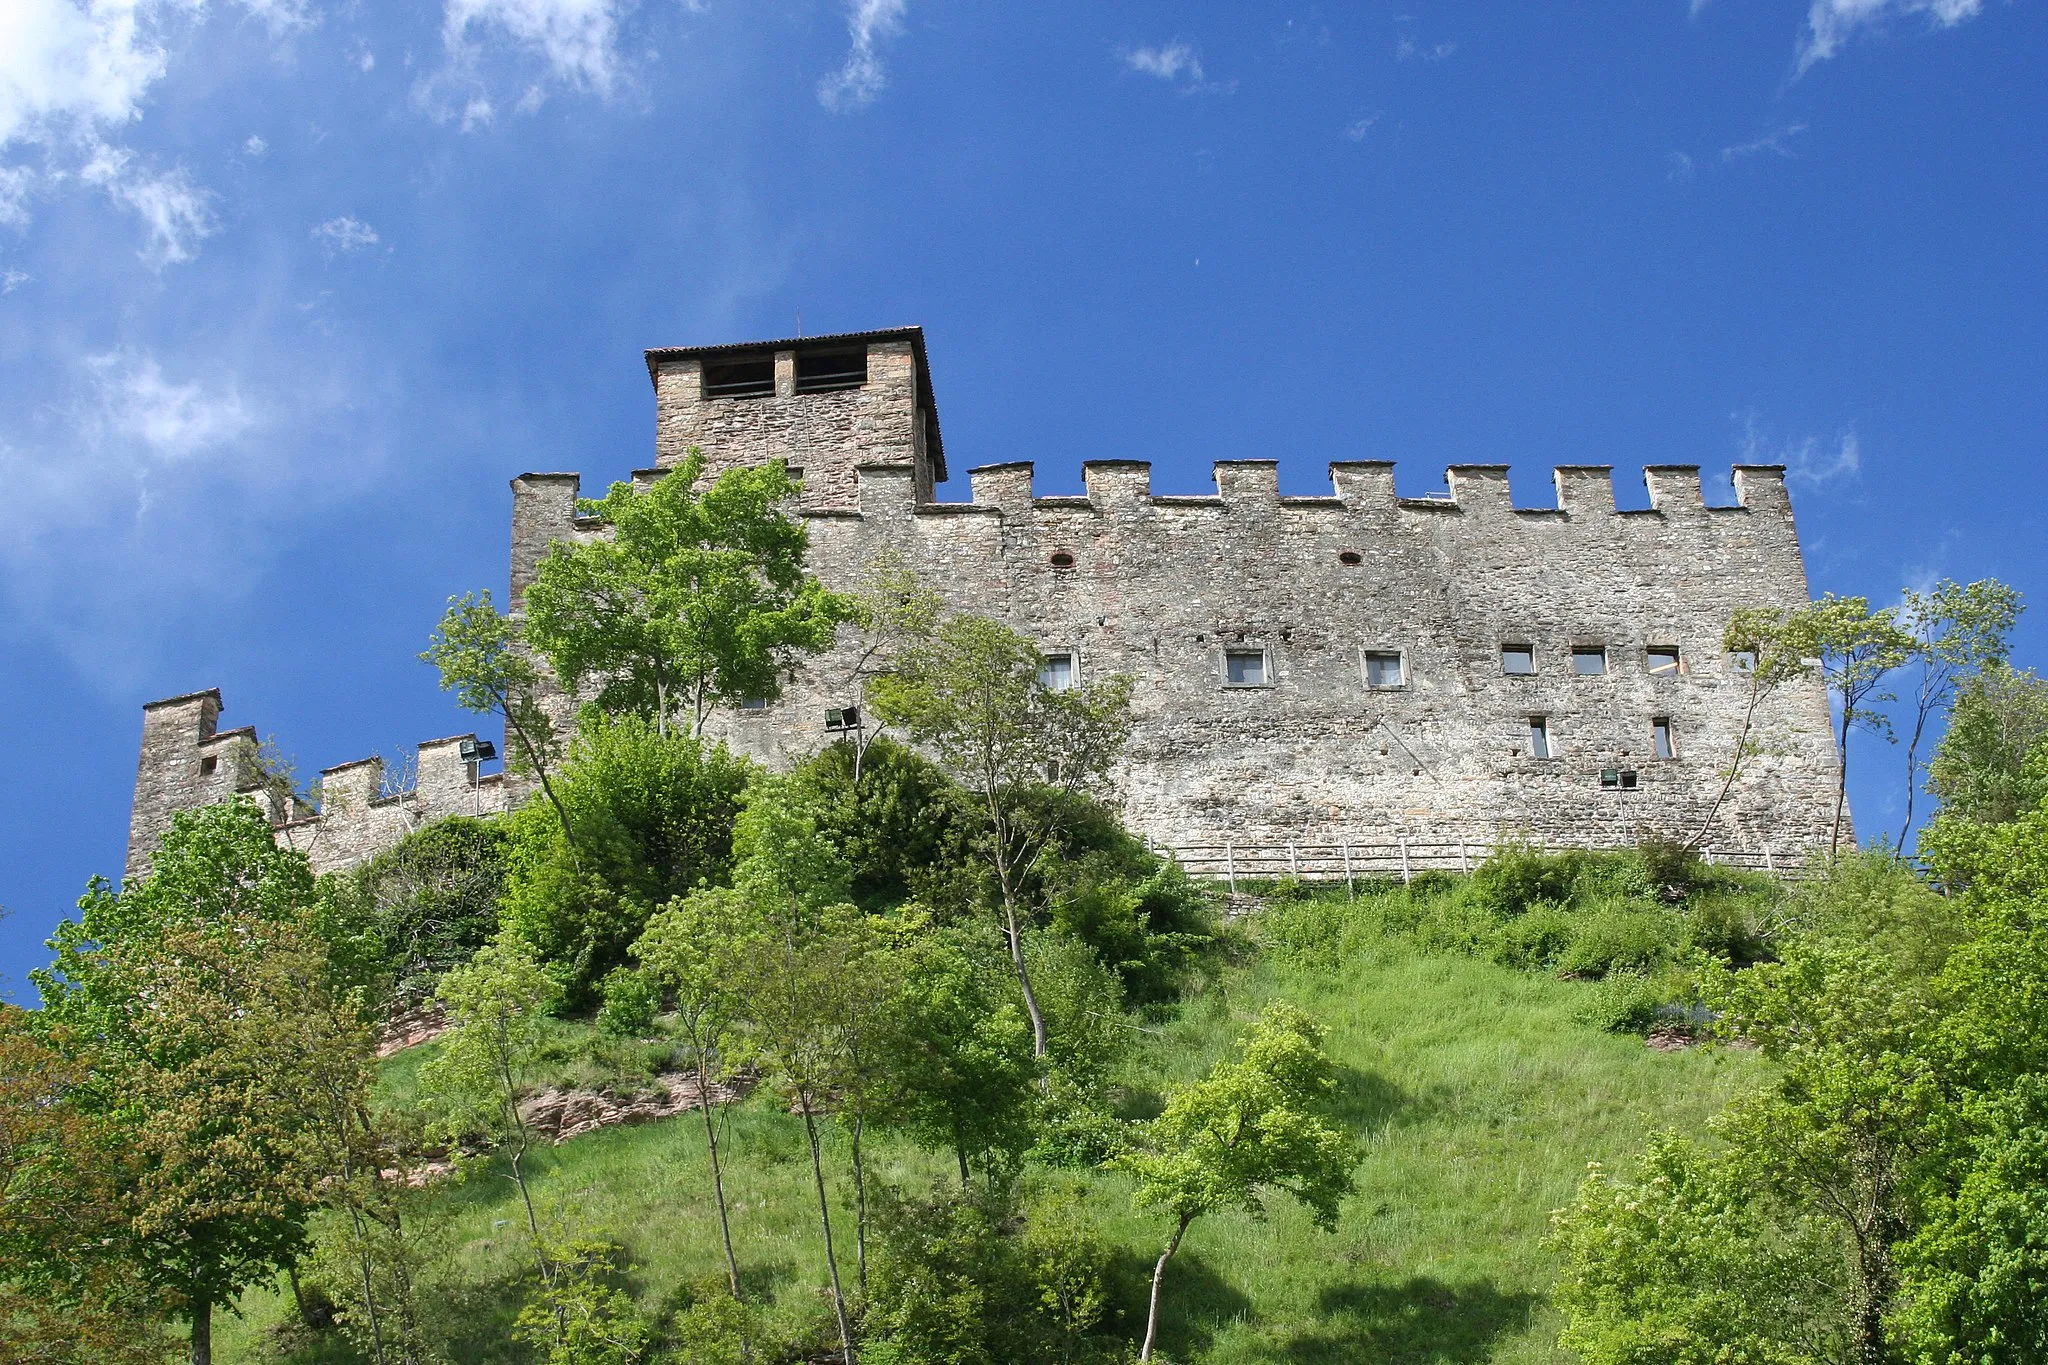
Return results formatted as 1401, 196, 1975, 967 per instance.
127, 326, 1844, 883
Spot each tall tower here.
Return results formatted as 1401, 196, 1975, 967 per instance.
644, 326, 947, 509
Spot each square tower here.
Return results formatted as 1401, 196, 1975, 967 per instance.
644, 326, 947, 510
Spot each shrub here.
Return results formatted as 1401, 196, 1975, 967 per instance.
1469, 842, 1578, 918
1684, 891, 1772, 966
500, 714, 751, 1007
1575, 971, 1671, 1035
788, 736, 976, 912
1558, 904, 1680, 979
1022, 930, 1130, 1095
327, 815, 509, 1005
1046, 861, 1217, 1006
595, 966, 659, 1038
1494, 900, 1575, 969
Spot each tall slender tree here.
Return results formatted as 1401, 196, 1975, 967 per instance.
1891, 578, 2021, 848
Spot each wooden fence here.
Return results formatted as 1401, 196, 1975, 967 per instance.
1149, 838, 1809, 893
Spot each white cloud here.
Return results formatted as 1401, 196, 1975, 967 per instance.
235, 0, 317, 33
243, 133, 267, 156
1666, 150, 1696, 182
818, 0, 907, 113
0, 0, 174, 152
80, 141, 215, 268
312, 214, 379, 255
0, 165, 33, 226
1, 269, 30, 293
441, 0, 625, 97
1798, 0, 1983, 71
1739, 414, 1862, 490
1721, 122, 1808, 161
86, 349, 255, 463
460, 94, 494, 130
1343, 115, 1380, 142
1124, 40, 1204, 84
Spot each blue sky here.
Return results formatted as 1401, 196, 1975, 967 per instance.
2, 0, 2043, 996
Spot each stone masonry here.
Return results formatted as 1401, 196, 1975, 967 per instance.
126, 325, 1844, 880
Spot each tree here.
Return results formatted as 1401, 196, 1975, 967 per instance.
1927, 664, 2048, 827
633, 887, 758, 1302
0, 1009, 173, 1365
521, 452, 850, 738
422, 931, 562, 1290
329, 815, 510, 1007
1798, 595, 1915, 856
1687, 606, 1821, 851
1111, 1003, 1357, 1363
33, 803, 339, 1365
1891, 579, 2022, 848
498, 712, 750, 1006
883, 924, 1040, 1187
423, 591, 579, 858
869, 611, 1134, 1057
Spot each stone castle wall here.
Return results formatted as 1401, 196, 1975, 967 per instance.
126, 327, 1844, 880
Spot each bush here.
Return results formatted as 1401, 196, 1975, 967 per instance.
595, 966, 659, 1038
1494, 901, 1575, 970
1470, 842, 1579, 918
1046, 861, 1217, 1006
788, 736, 977, 912
1022, 930, 1131, 1095
1575, 971, 1672, 1035
1558, 905, 1680, 979
865, 1182, 1125, 1365
500, 714, 751, 1008
326, 816, 509, 1005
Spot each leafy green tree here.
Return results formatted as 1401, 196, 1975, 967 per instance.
1548, 1132, 1851, 1365
632, 887, 758, 1301
1800, 596, 1916, 855
499, 713, 750, 1005
423, 591, 579, 857
883, 924, 1040, 1186
521, 452, 849, 738
0, 1009, 173, 1365
328, 815, 509, 1006
512, 1238, 649, 1365
1112, 1003, 1357, 1363
33, 803, 342, 1365
869, 611, 1134, 1057
1891, 579, 2022, 847
789, 735, 975, 912
423, 931, 561, 1289
1927, 664, 2048, 827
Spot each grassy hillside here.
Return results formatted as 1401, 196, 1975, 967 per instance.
217, 914, 1763, 1365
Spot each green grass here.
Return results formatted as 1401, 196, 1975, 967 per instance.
218, 923, 1763, 1365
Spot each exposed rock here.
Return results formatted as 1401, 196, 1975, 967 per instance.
518, 1069, 759, 1145
376, 1001, 451, 1059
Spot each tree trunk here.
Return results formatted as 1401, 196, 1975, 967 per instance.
498, 689, 581, 871
851, 1112, 869, 1294
189, 1291, 212, 1365
498, 1035, 552, 1286
1895, 698, 1933, 852
798, 1092, 857, 1364
999, 892, 1048, 1059
697, 1052, 743, 1301
1140, 1213, 1194, 1364
1849, 1234, 1895, 1365
1832, 706, 1853, 857
1688, 673, 1764, 852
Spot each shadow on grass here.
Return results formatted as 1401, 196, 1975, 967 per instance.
1111, 1247, 1255, 1362
1324, 1062, 1442, 1132
1278, 1276, 1540, 1363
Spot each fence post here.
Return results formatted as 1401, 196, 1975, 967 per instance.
1289, 842, 1299, 880
1225, 840, 1237, 895
1763, 844, 1775, 874
1400, 836, 1412, 883
1342, 841, 1355, 901
1459, 841, 1470, 874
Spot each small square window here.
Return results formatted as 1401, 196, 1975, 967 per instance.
1573, 647, 1608, 676
1364, 651, 1405, 688
1528, 716, 1551, 760
1730, 648, 1759, 674
1039, 653, 1075, 693
199, 755, 219, 776
1224, 649, 1267, 687
738, 697, 768, 713
1647, 647, 1681, 677
1501, 645, 1536, 676
1652, 717, 1675, 760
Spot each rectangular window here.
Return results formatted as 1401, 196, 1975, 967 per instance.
199, 755, 218, 776
702, 357, 775, 398
1225, 649, 1267, 687
1039, 653, 1075, 693
738, 697, 768, 713
1731, 648, 1758, 674
1528, 716, 1551, 760
1652, 717, 1675, 760
1647, 647, 1681, 677
1364, 650, 1405, 688
1573, 646, 1608, 676
1501, 644, 1536, 676
794, 349, 867, 393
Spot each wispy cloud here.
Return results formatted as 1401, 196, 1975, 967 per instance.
80, 142, 216, 269
436, 0, 627, 112
1343, 114, 1380, 143
312, 215, 380, 256
818, 0, 908, 113
1721, 122, 1808, 162
86, 349, 256, 464
242, 133, 267, 157
1, 269, 29, 294
1121, 39, 1232, 94
1739, 414, 1862, 490
1393, 16, 1456, 63
1798, 0, 1983, 72
1666, 150, 1696, 183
